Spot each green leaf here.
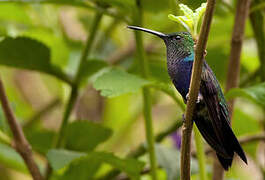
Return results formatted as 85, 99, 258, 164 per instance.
155, 144, 179, 180
25, 129, 55, 155
168, 3, 207, 36
179, 4, 194, 20
155, 144, 199, 180
47, 149, 86, 170
93, 68, 151, 97
0, 37, 51, 72
65, 121, 112, 152
0, 4, 31, 24
225, 82, 265, 108
0, 143, 27, 172
47, 150, 145, 180
23, 29, 70, 67
79, 59, 108, 83
0, 37, 70, 83
60, 155, 102, 180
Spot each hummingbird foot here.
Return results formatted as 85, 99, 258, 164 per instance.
193, 44, 207, 58
185, 92, 203, 103
182, 114, 186, 123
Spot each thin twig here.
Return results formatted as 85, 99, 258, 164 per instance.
0, 76, 43, 180
45, 12, 103, 180
23, 98, 61, 128
133, 0, 157, 178
213, 1, 251, 179
180, 1, 216, 180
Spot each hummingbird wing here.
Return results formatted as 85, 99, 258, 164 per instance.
196, 61, 247, 169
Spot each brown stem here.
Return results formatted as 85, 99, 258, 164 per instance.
180, 1, 216, 180
213, 0, 252, 179
0, 76, 43, 180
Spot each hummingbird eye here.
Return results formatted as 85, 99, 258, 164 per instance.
175, 35, 182, 40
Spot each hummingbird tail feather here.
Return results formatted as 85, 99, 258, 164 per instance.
221, 118, 248, 164
216, 153, 232, 171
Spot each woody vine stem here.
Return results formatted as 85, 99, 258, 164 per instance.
180, 0, 216, 180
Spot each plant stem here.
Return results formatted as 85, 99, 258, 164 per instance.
45, 12, 103, 179
55, 11, 103, 148
194, 125, 208, 180
0, 76, 43, 180
250, 0, 265, 81
133, 1, 157, 179
212, 1, 251, 180
180, 1, 216, 180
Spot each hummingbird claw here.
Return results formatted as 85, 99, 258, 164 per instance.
185, 93, 203, 103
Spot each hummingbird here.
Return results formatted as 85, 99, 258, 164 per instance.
128, 26, 247, 170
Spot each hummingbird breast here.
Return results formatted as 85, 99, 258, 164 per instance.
167, 60, 193, 100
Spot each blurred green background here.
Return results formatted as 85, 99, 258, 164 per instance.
0, 0, 264, 180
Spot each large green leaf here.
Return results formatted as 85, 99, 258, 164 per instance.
23, 29, 70, 67
0, 37, 70, 83
46, 149, 86, 171
25, 129, 56, 155
79, 59, 108, 83
0, 143, 27, 173
225, 82, 265, 108
93, 68, 151, 97
47, 149, 145, 180
65, 121, 112, 152
60, 155, 102, 180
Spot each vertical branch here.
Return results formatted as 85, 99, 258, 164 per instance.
213, 1, 251, 180
250, 0, 265, 81
180, 0, 216, 180
0, 76, 43, 180
133, 0, 157, 179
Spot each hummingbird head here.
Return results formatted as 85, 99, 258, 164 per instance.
127, 26, 195, 62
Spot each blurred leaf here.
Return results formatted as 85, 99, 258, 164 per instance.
155, 144, 199, 180
60, 155, 102, 180
47, 149, 86, 170
79, 59, 108, 83
48, 150, 145, 179
0, 37, 51, 72
0, 4, 31, 24
0, 143, 27, 172
0, 37, 70, 83
93, 68, 151, 97
65, 121, 112, 152
225, 82, 265, 108
155, 144, 179, 180
142, 0, 170, 12
25, 129, 55, 155
232, 109, 262, 157
23, 29, 70, 67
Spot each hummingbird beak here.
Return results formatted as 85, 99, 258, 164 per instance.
127, 26, 168, 39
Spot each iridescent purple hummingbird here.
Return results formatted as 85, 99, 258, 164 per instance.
128, 26, 247, 170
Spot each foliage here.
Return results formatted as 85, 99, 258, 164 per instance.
168, 3, 207, 37
0, 0, 264, 180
